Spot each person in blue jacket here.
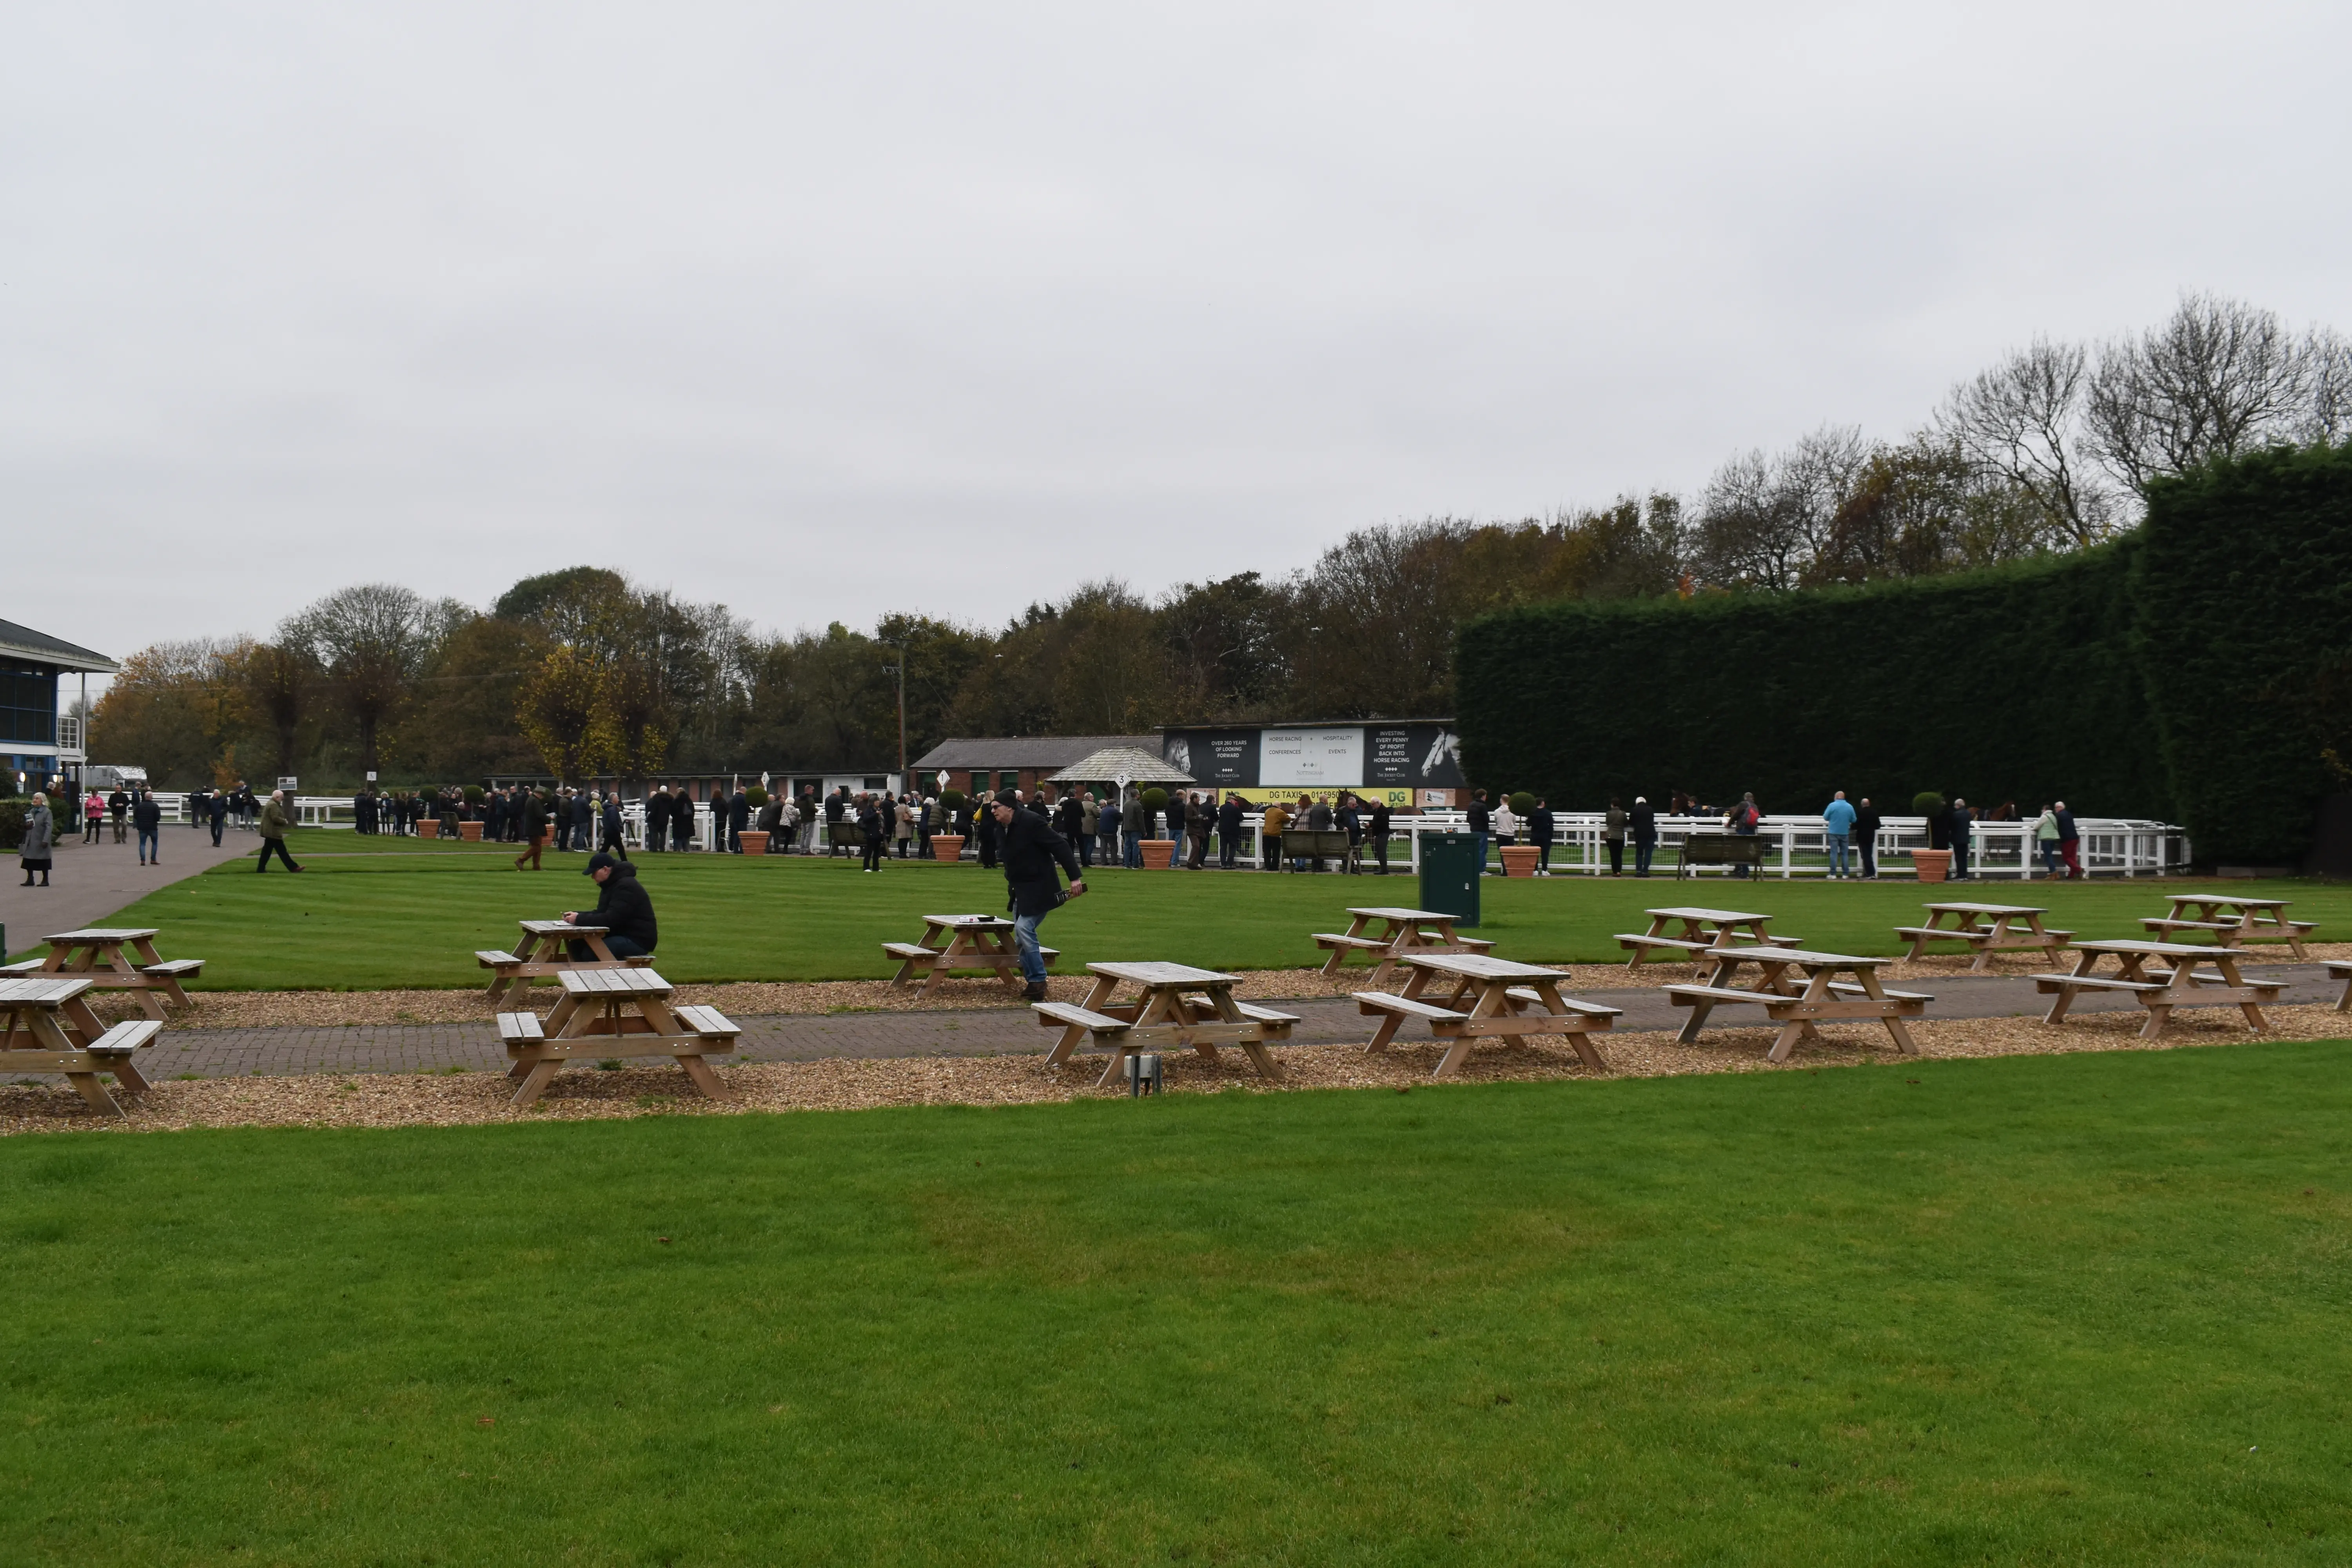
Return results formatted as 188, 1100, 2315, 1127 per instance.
1821, 790, 1858, 879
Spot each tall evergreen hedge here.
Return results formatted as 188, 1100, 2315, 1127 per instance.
1456, 443, 2352, 864
2130, 443, 2352, 862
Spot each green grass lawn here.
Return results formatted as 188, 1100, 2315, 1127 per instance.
7, 1044, 2350, 1563
20, 831, 2348, 990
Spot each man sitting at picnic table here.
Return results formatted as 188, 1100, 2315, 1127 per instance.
993, 788, 1085, 1002
563, 851, 658, 962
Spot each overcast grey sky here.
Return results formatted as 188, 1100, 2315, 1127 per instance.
6, 2, 2348, 668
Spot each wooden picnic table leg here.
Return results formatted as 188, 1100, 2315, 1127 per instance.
2210, 956, 2268, 1031
107, 1056, 153, 1095
125, 936, 189, 1010
28, 1012, 123, 1116
1046, 974, 1119, 1067
509, 1055, 561, 1106
1206, 988, 1283, 1082
675, 1052, 730, 1099
1322, 914, 1376, 978
984, 930, 1027, 996
916, 931, 970, 996
1366, 965, 1434, 1053
1530, 980, 1610, 1073
2043, 950, 2097, 1024
1853, 968, 1920, 1056
1764, 971, 1831, 1063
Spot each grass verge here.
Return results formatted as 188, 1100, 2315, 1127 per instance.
4, 1042, 2350, 1563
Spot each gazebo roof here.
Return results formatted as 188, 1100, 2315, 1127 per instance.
1046, 746, 1196, 786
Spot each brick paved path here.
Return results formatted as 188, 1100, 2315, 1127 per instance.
87, 964, 2343, 1082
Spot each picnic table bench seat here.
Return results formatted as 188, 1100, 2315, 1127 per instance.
1616, 932, 1802, 957
883, 939, 1056, 965
2327, 960, 2351, 1011
1032, 1001, 1132, 1036
1894, 924, 2073, 946
1353, 991, 1470, 1025
0, 959, 46, 977
1662, 983, 1783, 1007
1826, 980, 1934, 1003
496, 1011, 545, 1044
2029, 973, 2169, 995
1502, 987, 1621, 1020
671, 1004, 740, 1040
136, 958, 205, 980
1312, 932, 1388, 952
87, 1019, 165, 1057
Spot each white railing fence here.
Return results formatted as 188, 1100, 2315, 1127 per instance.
124, 794, 2189, 877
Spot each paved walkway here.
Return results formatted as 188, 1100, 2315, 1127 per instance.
96, 964, 2346, 1081
1, 822, 256, 957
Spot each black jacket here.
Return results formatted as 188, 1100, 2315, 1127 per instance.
1629, 802, 1657, 842
585, 862, 658, 951
520, 795, 549, 838
2054, 809, 2077, 840
1218, 799, 1244, 833
132, 795, 162, 831
1527, 808, 1554, 845
730, 792, 751, 829
998, 807, 1082, 917
1368, 804, 1391, 838
1466, 800, 1490, 832
647, 793, 673, 832
1855, 803, 1882, 836
1163, 794, 1187, 834
1947, 806, 1974, 845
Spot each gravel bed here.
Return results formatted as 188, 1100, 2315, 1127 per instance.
9, 1002, 2347, 1137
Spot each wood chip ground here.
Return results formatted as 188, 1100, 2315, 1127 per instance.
9, 1000, 2347, 1138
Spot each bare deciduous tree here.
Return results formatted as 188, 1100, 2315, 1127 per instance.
1937, 337, 2115, 546
2086, 292, 2314, 491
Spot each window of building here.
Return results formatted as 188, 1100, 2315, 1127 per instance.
0, 666, 57, 746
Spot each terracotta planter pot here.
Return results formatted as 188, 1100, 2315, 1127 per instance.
457, 820, 484, 842
1140, 838, 1176, 869
738, 831, 770, 856
929, 835, 965, 862
1913, 848, 1952, 883
416, 819, 439, 840
1498, 844, 1541, 878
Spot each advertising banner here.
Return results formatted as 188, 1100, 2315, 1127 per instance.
1163, 730, 1259, 787
1364, 724, 1463, 788
1261, 728, 1363, 788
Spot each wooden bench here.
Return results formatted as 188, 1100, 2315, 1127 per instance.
2033, 939, 2284, 1039
1665, 948, 1927, 1062
1033, 1001, 1131, 1038
503, 968, 740, 1106
0, 978, 161, 1116
1279, 829, 1356, 871
2328, 960, 2351, 1013
1354, 992, 1470, 1027
1677, 833, 1767, 878
1614, 932, 1802, 964
1356, 953, 1621, 1076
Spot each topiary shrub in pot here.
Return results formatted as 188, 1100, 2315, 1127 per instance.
1138, 787, 1175, 867
1911, 791, 1951, 881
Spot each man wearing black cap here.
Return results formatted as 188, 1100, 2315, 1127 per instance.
563, 851, 658, 962
992, 788, 1083, 1001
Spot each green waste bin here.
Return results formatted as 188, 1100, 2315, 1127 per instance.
1417, 831, 1481, 928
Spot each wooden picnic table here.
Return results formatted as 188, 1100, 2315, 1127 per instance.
1354, 952, 1619, 1077
1036, 961, 1298, 1087
0, 976, 163, 1116
1313, 906, 1494, 984
0, 927, 203, 1019
1896, 902, 2073, 971
476, 918, 650, 1004
496, 967, 740, 1108
1665, 948, 1928, 1062
2033, 940, 2283, 1040
2141, 895, 2314, 959
2328, 960, 2351, 1013
1616, 907, 1799, 971
883, 914, 1053, 997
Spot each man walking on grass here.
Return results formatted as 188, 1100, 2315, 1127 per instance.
514, 788, 548, 871
256, 790, 302, 873
993, 788, 1085, 1002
